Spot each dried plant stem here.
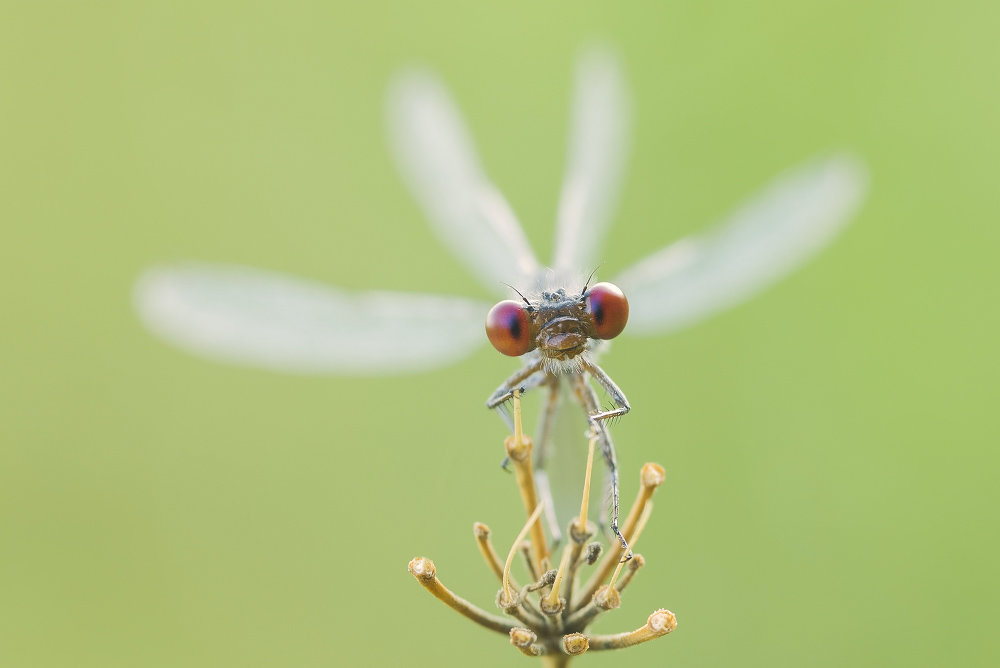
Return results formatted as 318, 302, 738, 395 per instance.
562, 599, 603, 630
519, 541, 540, 582
576, 434, 597, 536
561, 542, 586, 617
502, 502, 545, 603
500, 593, 546, 629
407, 557, 513, 634
515, 583, 549, 625
541, 541, 573, 615
588, 609, 678, 650
562, 435, 597, 614
615, 554, 645, 593
473, 522, 507, 584
506, 390, 549, 572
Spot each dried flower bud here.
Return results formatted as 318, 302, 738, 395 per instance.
408, 557, 435, 582
648, 609, 677, 636
562, 633, 589, 656
641, 462, 666, 489
593, 584, 621, 610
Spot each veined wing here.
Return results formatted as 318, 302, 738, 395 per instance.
552, 47, 632, 273
134, 264, 489, 374
386, 69, 540, 293
616, 155, 868, 334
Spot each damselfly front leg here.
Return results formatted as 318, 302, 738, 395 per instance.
486, 366, 562, 471
486, 355, 546, 411
579, 358, 631, 423
487, 355, 546, 468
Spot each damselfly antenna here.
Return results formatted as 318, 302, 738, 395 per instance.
502, 283, 533, 309
580, 265, 602, 296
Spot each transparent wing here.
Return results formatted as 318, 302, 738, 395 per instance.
552, 47, 632, 273
134, 264, 489, 374
386, 69, 540, 292
616, 155, 868, 334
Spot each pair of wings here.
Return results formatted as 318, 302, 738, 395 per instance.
134, 49, 867, 375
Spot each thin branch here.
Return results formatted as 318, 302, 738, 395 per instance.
505, 390, 549, 572
408, 557, 514, 635
473, 522, 508, 584
588, 609, 677, 650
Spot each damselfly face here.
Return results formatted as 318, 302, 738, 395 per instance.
486, 282, 628, 362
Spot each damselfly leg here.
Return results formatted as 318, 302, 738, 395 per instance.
569, 370, 632, 559
488, 362, 633, 560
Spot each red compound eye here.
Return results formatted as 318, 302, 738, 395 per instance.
585, 282, 629, 340
486, 300, 533, 356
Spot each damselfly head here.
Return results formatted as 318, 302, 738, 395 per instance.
485, 281, 629, 360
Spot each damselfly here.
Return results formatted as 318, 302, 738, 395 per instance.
135, 49, 867, 550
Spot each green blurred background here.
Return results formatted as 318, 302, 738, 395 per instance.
2, 2, 997, 666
